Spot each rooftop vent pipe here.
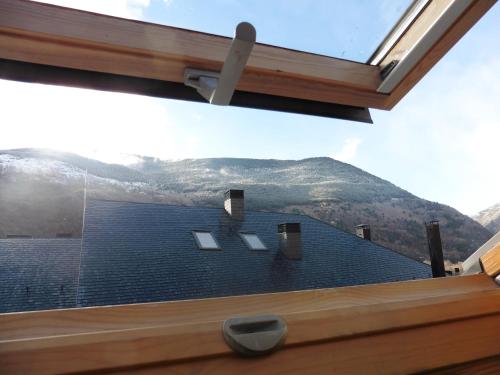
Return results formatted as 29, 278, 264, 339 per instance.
425, 220, 446, 278
278, 223, 302, 260
224, 189, 244, 220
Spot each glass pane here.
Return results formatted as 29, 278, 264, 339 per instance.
242, 233, 267, 250
193, 231, 219, 249
35, 0, 414, 62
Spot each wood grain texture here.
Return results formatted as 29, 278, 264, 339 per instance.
1, 275, 499, 374
0, 274, 495, 341
129, 314, 500, 375
383, 0, 497, 108
480, 243, 500, 277
423, 355, 500, 374
0, 0, 388, 109
380, 0, 453, 69
0, 0, 494, 110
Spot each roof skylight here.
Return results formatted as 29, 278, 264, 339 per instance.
192, 231, 221, 250
35, 0, 415, 63
240, 233, 267, 251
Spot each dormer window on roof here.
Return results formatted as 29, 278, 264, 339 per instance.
192, 231, 221, 251
240, 232, 267, 251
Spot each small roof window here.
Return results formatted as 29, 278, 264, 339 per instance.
240, 232, 267, 251
192, 231, 221, 250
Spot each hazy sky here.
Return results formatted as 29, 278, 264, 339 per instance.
1, 0, 499, 216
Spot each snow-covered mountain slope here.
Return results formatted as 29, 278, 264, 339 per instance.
0, 148, 492, 262
474, 203, 500, 233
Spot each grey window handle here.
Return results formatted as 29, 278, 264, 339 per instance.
222, 315, 287, 356
184, 22, 256, 106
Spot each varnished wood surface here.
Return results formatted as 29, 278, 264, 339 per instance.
124, 314, 500, 375
380, 0, 453, 69
423, 355, 500, 374
480, 243, 500, 277
1, 0, 495, 110
1, 275, 499, 374
0, 274, 495, 340
383, 0, 497, 108
0, 0, 387, 109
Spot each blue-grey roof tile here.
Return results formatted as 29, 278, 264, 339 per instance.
77, 200, 431, 307
0, 239, 81, 313
1, 199, 432, 313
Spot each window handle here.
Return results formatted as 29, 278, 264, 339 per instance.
222, 314, 287, 356
184, 22, 256, 106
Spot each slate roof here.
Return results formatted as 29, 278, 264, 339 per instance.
0, 239, 81, 313
0, 199, 432, 313
77, 199, 432, 308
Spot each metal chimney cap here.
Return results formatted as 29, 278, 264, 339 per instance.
426, 220, 440, 226
355, 224, 370, 229
278, 223, 301, 234
224, 189, 244, 199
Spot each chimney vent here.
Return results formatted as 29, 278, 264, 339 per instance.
425, 220, 446, 278
278, 223, 302, 260
355, 224, 371, 241
224, 189, 244, 220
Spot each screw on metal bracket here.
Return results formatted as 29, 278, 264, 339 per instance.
184, 22, 256, 106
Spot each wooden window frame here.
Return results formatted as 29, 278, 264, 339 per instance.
1, 274, 499, 374
0, 0, 496, 118
1, 3, 499, 371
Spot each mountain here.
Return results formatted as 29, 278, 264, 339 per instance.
0, 148, 492, 263
474, 203, 500, 233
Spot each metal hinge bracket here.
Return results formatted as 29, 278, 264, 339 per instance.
184, 22, 256, 106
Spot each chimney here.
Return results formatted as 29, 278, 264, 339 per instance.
278, 223, 302, 260
224, 189, 244, 220
425, 220, 446, 278
355, 224, 371, 241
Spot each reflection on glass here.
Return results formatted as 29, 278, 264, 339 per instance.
193, 231, 220, 250
35, 0, 414, 62
241, 233, 267, 250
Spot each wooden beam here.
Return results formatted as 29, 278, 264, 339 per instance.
426, 355, 500, 374
1, 275, 499, 374
0, 274, 495, 340
379, 0, 454, 70
480, 243, 500, 277
382, 0, 497, 108
0, 0, 387, 109
142, 314, 500, 375
2, 290, 499, 372
0, 0, 495, 111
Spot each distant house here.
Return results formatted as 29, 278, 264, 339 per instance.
0, 190, 431, 313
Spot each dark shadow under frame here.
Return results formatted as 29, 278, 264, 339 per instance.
0, 58, 372, 123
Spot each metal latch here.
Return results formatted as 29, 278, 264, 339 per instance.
184, 22, 256, 105
222, 315, 287, 356
380, 60, 399, 80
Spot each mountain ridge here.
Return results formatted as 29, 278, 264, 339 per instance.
474, 202, 500, 233
0, 148, 492, 263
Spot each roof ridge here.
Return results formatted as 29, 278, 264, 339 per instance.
86, 198, 427, 266
300, 213, 429, 267
86, 197, 312, 216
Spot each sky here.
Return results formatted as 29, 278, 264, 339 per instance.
0, 0, 499, 216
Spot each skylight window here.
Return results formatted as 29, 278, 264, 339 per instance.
36, 0, 414, 62
240, 233, 267, 251
192, 231, 221, 250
